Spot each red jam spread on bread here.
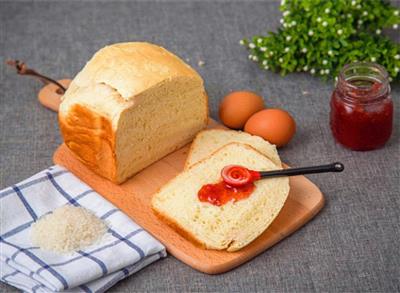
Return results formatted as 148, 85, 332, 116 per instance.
198, 165, 260, 206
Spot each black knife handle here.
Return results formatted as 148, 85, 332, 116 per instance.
259, 162, 344, 178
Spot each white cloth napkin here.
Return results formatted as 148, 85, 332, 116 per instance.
0, 165, 166, 293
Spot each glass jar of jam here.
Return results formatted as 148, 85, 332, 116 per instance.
330, 62, 393, 151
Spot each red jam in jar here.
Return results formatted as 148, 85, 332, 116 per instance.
330, 62, 393, 151
197, 165, 260, 206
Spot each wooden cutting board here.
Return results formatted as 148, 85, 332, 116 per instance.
53, 120, 324, 274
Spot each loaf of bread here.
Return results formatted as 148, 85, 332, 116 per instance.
152, 143, 289, 251
185, 129, 281, 169
59, 42, 208, 183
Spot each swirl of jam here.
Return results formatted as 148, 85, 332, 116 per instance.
197, 165, 261, 206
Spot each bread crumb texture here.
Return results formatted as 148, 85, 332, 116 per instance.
31, 205, 107, 254
152, 142, 289, 252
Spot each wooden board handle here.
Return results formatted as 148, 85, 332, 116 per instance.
38, 79, 71, 112
6, 60, 70, 112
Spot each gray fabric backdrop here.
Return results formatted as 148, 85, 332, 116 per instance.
1, 1, 399, 292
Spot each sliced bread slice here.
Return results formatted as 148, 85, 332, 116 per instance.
185, 129, 281, 169
152, 142, 289, 251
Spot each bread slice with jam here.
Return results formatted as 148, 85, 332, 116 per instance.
152, 142, 289, 251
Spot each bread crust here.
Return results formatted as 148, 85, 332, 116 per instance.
71, 42, 203, 101
184, 130, 204, 170
203, 91, 210, 127
151, 207, 207, 249
59, 104, 119, 183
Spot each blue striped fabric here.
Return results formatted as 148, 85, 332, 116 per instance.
0, 170, 68, 199
0, 165, 166, 293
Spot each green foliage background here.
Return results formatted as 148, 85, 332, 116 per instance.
242, 0, 400, 80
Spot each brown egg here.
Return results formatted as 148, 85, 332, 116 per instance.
244, 109, 296, 147
219, 91, 265, 129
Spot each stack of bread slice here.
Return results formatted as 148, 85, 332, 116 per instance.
184, 129, 281, 168
152, 129, 289, 251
